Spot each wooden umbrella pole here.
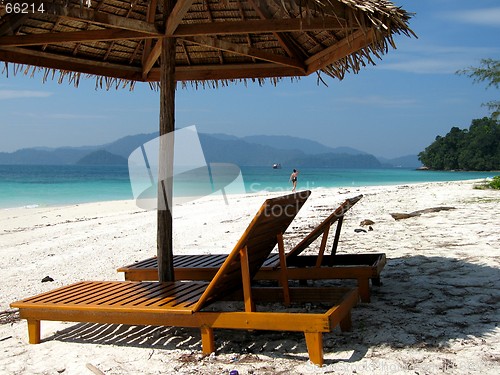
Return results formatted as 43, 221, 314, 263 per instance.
157, 0, 177, 282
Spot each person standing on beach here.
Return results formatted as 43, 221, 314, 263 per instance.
289, 169, 299, 192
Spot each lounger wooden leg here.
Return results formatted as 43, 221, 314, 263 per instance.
339, 311, 352, 332
304, 332, 324, 366
358, 278, 371, 303
27, 319, 41, 344
200, 326, 215, 355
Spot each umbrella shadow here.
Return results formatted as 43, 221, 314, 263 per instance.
47, 255, 498, 365
328, 255, 499, 361
49, 313, 355, 364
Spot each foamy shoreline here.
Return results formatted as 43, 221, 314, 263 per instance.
1, 180, 499, 374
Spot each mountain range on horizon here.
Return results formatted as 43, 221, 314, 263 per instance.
0, 132, 422, 168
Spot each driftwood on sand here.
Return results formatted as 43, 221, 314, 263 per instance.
390, 207, 456, 220
86, 363, 105, 375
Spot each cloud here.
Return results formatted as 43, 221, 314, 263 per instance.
334, 96, 417, 108
47, 113, 109, 120
11, 112, 109, 120
379, 59, 470, 75
444, 7, 500, 27
377, 45, 500, 74
0, 90, 53, 100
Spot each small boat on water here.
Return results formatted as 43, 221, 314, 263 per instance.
272, 163, 282, 169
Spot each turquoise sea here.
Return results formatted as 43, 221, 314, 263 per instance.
0, 164, 496, 209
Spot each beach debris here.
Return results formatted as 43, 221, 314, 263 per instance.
0, 309, 20, 325
354, 228, 367, 233
390, 213, 415, 220
368, 226, 374, 231
86, 363, 105, 375
0, 336, 12, 342
390, 206, 456, 220
41, 276, 54, 282
178, 352, 200, 363
360, 219, 375, 226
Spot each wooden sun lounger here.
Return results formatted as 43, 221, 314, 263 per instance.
118, 194, 386, 302
11, 191, 359, 366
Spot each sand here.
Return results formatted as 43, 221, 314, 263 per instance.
1, 180, 499, 374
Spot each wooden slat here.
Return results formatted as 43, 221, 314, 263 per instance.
44, 282, 123, 305
24, 282, 93, 304
103, 283, 177, 306
39, 2, 161, 35
248, 287, 356, 303
0, 47, 143, 80
120, 253, 278, 274
143, 0, 195, 78
141, 39, 161, 79
199, 254, 229, 267
141, 0, 158, 69
181, 36, 306, 71
124, 283, 178, 306
0, 14, 29, 37
12, 280, 358, 367
247, 0, 302, 59
286, 195, 362, 259
276, 233, 290, 305
176, 254, 227, 268
73, 282, 148, 305
239, 246, 255, 312
140, 283, 206, 307
160, 63, 306, 80
15, 292, 339, 330
306, 28, 377, 74
330, 216, 344, 257
159, 283, 206, 308
134, 258, 158, 268
165, 0, 195, 36
117, 196, 371, 287
192, 191, 310, 311
171, 17, 349, 37
262, 253, 280, 267
0, 46, 307, 81
12, 281, 203, 312
315, 225, 330, 267
0, 29, 156, 47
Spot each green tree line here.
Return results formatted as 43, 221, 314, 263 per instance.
418, 117, 500, 170
457, 58, 499, 120
419, 59, 500, 171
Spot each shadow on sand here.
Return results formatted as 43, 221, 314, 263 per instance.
48, 255, 499, 365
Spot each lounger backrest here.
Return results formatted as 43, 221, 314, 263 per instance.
285, 194, 363, 259
193, 190, 311, 311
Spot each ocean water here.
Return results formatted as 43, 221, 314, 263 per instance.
0, 165, 132, 209
0, 164, 496, 209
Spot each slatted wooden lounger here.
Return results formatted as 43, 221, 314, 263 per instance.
118, 194, 386, 302
11, 191, 359, 366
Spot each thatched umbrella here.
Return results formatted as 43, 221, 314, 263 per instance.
0, 0, 414, 281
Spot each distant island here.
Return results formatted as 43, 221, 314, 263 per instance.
0, 132, 422, 169
76, 150, 128, 166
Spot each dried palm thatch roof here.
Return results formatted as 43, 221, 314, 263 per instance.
0, 0, 414, 88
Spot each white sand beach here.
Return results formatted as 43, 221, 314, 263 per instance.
1, 180, 499, 374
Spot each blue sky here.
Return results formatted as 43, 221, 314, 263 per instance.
1, 0, 499, 158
